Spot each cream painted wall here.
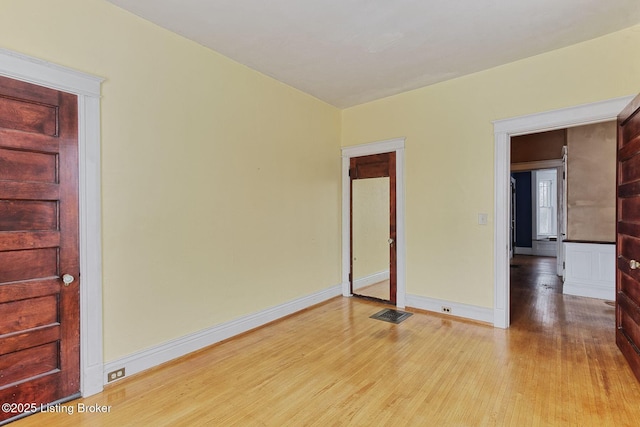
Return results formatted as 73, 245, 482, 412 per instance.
0, 0, 341, 361
352, 177, 389, 280
342, 25, 640, 308
1, 0, 639, 362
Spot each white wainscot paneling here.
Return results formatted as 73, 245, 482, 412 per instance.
563, 242, 615, 301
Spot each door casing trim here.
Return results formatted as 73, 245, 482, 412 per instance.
493, 95, 633, 329
0, 48, 104, 396
341, 138, 406, 307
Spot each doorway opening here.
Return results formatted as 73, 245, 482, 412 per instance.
509, 121, 618, 331
493, 96, 632, 328
350, 152, 396, 304
341, 138, 406, 308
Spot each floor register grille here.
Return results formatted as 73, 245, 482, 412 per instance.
370, 309, 412, 324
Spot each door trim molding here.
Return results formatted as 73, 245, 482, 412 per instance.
493, 95, 633, 329
341, 137, 406, 307
0, 49, 104, 396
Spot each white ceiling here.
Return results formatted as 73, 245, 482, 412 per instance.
107, 0, 640, 108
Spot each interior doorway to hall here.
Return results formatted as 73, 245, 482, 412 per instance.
509, 122, 617, 322
510, 129, 566, 275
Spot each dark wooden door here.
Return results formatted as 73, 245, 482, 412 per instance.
0, 76, 80, 422
616, 93, 640, 383
350, 152, 397, 304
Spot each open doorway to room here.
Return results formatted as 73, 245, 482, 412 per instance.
511, 129, 566, 263
508, 122, 617, 328
493, 96, 631, 329
510, 129, 566, 325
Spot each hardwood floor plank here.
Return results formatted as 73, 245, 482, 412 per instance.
10, 255, 640, 426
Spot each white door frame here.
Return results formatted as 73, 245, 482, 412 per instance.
341, 138, 406, 308
493, 95, 633, 328
0, 49, 104, 396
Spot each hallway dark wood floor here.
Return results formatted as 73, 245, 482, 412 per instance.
510, 255, 614, 332
9, 255, 640, 426
511, 254, 566, 327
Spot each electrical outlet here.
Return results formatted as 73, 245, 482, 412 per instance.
441, 306, 452, 314
107, 368, 125, 382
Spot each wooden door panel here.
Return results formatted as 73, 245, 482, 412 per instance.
0, 200, 58, 231
620, 272, 640, 303
351, 154, 393, 179
0, 97, 57, 136
617, 93, 640, 383
0, 295, 58, 334
0, 231, 60, 252
619, 234, 640, 258
620, 153, 640, 183
0, 75, 80, 423
0, 343, 58, 385
0, 326, 60, 355
619, 197, 640, 222
621, 117, 640, 145
0, 248, 58, 283
0, 279, 61, 303
4, 375, 63, 414
0, 148, 57, 182
618, 293, 640, 330
0, 182, 60, 200
0, 128, 60, 152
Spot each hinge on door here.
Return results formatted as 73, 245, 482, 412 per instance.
349, 168, 356, 179
348, 273, 352, 282
563, 262, 565, 269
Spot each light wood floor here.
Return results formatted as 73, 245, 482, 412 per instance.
11, 256, 640, 426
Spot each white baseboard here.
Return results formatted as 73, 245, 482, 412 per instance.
405, 294, 494, 324
514, 247, 533, 255
103, 284, 342, 384
515, 244, 557, 257
533, 240, 557, 257
353, 270, 390, 290
563, 282, 614, 301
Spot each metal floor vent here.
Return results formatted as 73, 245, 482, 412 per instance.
370, 309, 413, 324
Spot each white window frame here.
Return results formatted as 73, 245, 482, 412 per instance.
534, 169, 557, 239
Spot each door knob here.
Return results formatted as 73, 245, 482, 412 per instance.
388, 238, 394, 246
62, 274, 75, 286
631, 260, 639, 270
